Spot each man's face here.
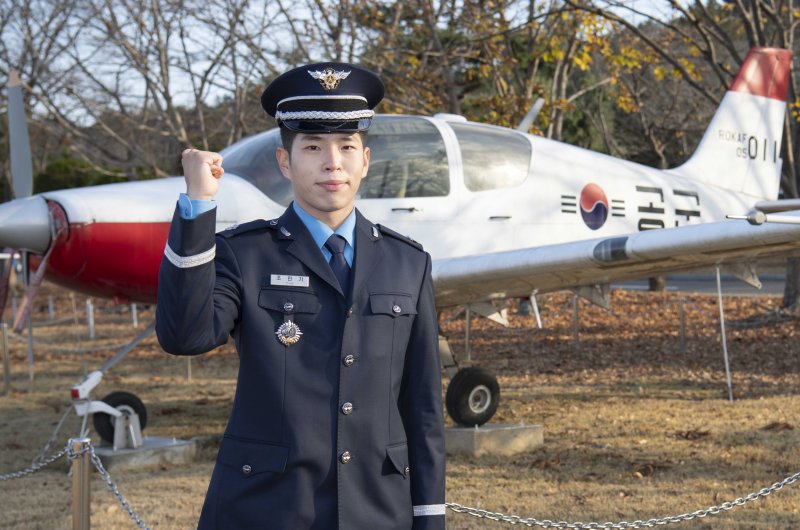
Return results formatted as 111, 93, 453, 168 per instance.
277, 133, 370, 224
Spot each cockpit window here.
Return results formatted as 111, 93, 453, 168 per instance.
221, 116, 451, 206
361, 116, 449, 198
450, 122, 531, 191
221, 131, 293, 206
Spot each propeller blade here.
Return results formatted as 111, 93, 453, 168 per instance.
7, 70, 33, 199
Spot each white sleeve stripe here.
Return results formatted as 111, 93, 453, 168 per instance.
413, 504, 446, 516
164, 244, 216, 269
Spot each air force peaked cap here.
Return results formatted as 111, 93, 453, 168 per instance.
261, 62, 384, 133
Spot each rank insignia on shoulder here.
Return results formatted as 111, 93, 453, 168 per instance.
219, 219, 272, 238
376, 224, 423, 250
276, 321, 303, 346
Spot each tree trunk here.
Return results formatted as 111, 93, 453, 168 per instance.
782, 257, 800, 309
648, 275, 666, 292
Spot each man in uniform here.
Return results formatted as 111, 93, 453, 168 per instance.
156, 62, 446, 529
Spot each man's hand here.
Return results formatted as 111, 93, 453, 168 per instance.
182, 148, 224, 200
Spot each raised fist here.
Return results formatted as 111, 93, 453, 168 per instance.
182, 148, 224, 200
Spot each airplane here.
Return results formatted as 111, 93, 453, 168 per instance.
2, 47, 799, 438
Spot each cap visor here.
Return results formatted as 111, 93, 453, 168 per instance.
280, 119, 372, 133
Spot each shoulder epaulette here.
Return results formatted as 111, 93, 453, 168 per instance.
218, 219, 275, 238
376, 224, 424, 251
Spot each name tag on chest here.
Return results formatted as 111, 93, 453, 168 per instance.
270, 274, 310, 288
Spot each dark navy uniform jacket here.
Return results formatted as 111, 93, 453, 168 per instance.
156, 204, 446, 529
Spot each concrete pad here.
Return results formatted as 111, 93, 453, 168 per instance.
445, 423, 543, 457
94, 436, 197, 470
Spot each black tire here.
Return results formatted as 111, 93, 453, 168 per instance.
92, 391, 148, 444
445, 367, 500, 427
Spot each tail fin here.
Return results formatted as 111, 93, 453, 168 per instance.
670, 47, 791, 200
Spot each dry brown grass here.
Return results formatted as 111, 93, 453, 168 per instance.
1, 284, 799, 529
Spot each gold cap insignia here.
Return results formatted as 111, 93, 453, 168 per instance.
276, 321, 303, 346
308, 68, 351, 90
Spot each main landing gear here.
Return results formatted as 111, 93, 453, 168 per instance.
439, 336, 500, 427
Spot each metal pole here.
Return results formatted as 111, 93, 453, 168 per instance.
187, 357, 192, 381
27, 316, 34, 390
86, 299, 95, 340
678, 298, 686, 354
572, 294, 580, 351
48, 297, 54, 321
531, 291, 543, 329
715, 267, 734, 402
464, 306, 471, 362
2, 323, 9, 396
70, 437, 91, 530
131, 303, 138, 328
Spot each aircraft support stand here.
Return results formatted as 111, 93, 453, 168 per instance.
464, 307, 471, 361
531, 290, 542, 329
715, 267, 734, 402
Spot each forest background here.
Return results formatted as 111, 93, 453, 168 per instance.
2, 0, 800, 301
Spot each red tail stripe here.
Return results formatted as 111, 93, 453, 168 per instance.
730, 47, 792, 102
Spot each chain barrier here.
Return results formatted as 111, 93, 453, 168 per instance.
1, 438, 799, 529
1, 440, 151, 530
446, 469, 800, 528
0, 446, 66, 481
86, 443, 151, 530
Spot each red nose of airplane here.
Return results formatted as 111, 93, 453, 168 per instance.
0, 196, 51, 253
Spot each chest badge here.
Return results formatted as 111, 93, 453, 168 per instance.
276, 321, 303, 346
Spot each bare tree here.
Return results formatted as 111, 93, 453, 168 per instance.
1, 0, 284, 179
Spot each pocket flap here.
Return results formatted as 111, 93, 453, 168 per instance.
218, 437, 289, 476
386, 443, 409, 478
370, 293, 417, 317
259, 288, 321, 314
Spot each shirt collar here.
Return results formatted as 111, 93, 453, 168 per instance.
292, 201, 356, 252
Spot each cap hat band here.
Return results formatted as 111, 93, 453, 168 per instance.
275, 109, 374, 121
277, 94, 368, 105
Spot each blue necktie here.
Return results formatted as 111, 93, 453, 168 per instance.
325, 234, 350, 294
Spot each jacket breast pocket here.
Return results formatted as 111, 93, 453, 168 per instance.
258, 288, 321, 316
369, 293, 417, 318
368, 293, 417, 360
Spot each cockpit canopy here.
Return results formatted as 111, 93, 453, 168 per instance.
220, 115, 532, 206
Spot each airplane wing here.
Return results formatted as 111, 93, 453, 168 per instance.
432, 213, 800, 308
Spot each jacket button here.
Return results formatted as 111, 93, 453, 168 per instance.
392, 304, 402, 314
283, 302, 294, 312
242, 464, 252, 475
404, 466, 410, 476
343, 355, 355, 367
341, 402, 353, 415
340, 451, 352, 464
346, 306, 354, 317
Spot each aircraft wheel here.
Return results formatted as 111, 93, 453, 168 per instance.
92, 391, 148, 444
445, 367, 500, 427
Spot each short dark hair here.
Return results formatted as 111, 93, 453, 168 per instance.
280, 126, 367, 154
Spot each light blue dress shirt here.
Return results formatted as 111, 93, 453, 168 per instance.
177, 194, 356, 266
291, 202, 355, 267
